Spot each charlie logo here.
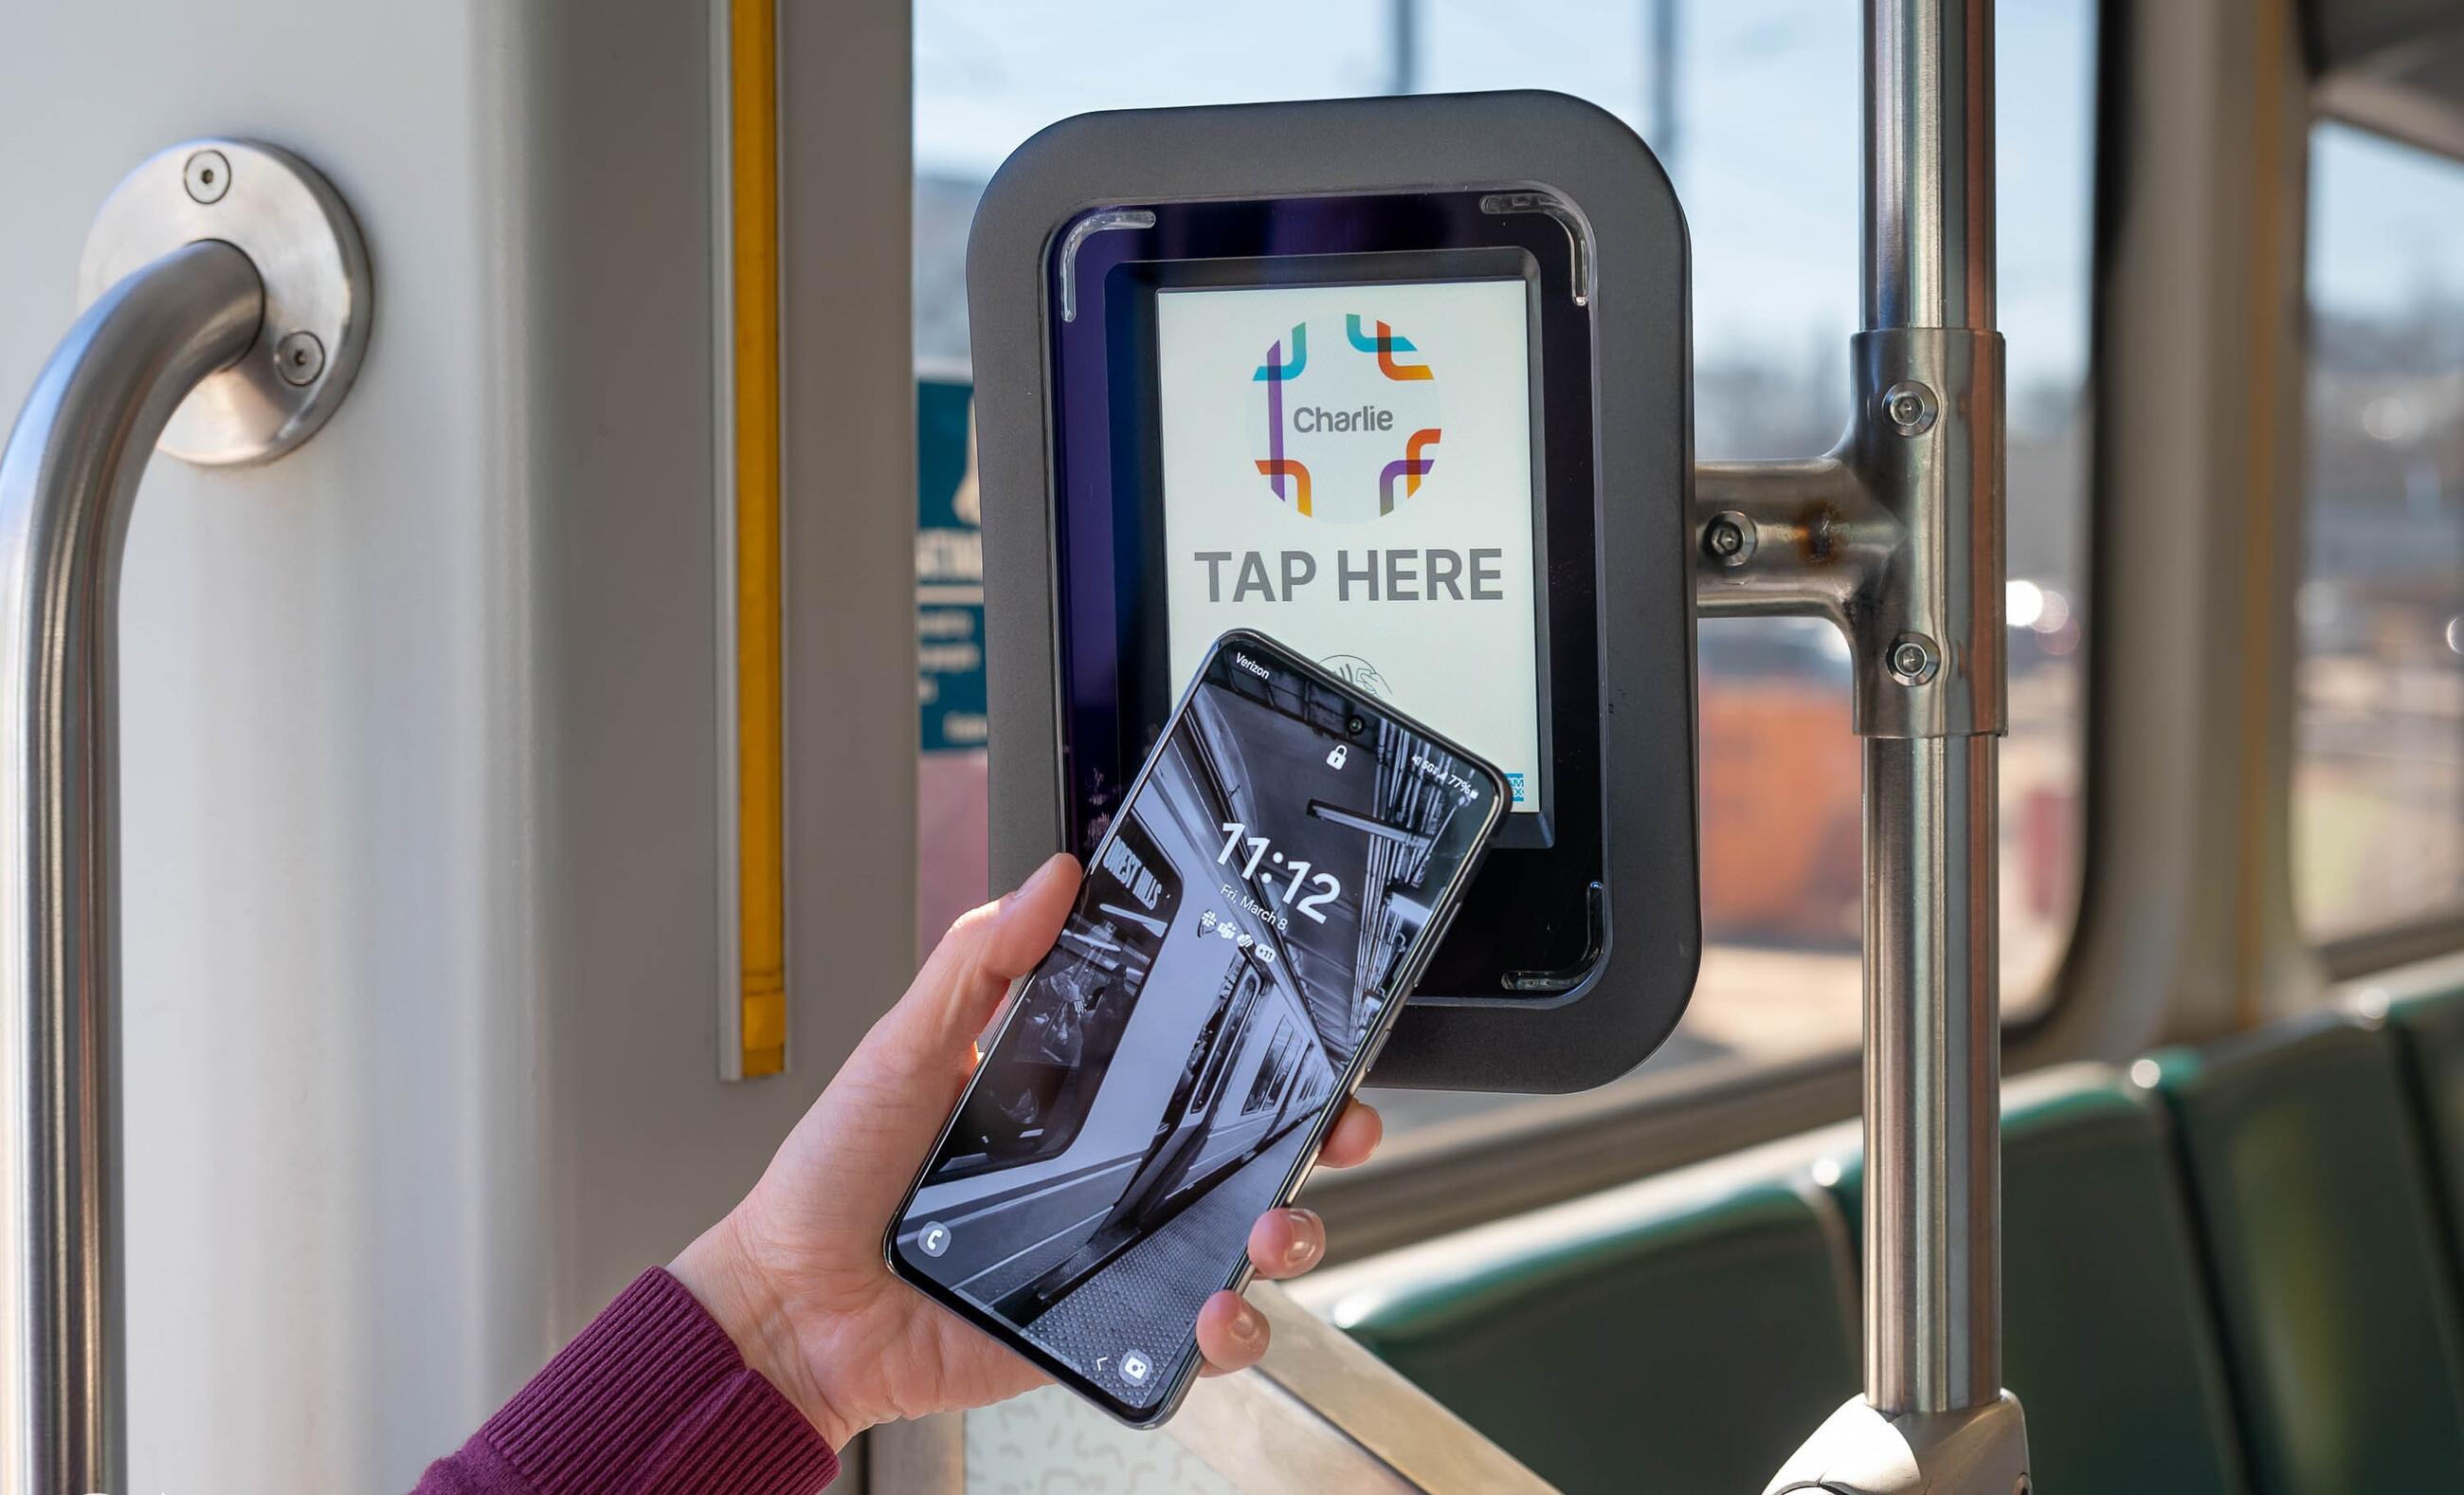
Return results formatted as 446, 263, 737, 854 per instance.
1250, 313, 1443, 522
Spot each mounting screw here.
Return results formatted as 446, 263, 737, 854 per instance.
1703, 510, 1757, 568
1881, 379, 1937, 436
275, 331, 325, 387
183, 149, 231, 205
1888, 632, 1939, 684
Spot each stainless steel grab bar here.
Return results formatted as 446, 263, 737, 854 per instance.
0, 239, 261, 1495
0, 140, 368, 1495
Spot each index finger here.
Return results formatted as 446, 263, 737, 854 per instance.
1314, 1099, 1383, 1169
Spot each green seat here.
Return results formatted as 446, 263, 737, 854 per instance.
1996, 1073, 2247, 1493
1335, 1180, 1857, 1495
2150, 1014, 2464, 1493
1821, 1067, 2246, 1494
2387, 985, 2464, 1286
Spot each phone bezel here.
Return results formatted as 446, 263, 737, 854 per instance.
881, 627, 1508, 1428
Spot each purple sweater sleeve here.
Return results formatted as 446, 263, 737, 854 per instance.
413, 1268, 839, 1495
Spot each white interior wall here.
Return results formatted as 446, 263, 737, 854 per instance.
0, 4, 915, 1488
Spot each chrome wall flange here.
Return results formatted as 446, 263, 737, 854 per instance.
77, 138, 371, 466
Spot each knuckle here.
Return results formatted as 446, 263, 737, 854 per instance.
944, 901, 999, 944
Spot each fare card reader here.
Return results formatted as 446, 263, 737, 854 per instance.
974, 91, 1697, 1092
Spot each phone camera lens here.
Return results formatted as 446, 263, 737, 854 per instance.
1346, 714, 1368, 736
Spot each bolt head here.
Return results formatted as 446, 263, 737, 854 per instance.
183, 150, 231, 205
1881, 379, 1937, 436
1887, 633, 1940, 684
1703, 511, 1757, 568
275, 331, 326, 387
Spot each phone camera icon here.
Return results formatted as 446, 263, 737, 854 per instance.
1326, 744, 1349, 770
1120, 1351, 1151, 1385
917, 1222, 952, 1258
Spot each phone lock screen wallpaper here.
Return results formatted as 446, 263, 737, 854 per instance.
892, 643, 1497, 1412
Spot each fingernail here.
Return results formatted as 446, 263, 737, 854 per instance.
1230, 1305, 1262, 1344
1283, 1212, 1322, 1268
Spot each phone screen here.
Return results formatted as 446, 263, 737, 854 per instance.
890, 633, 1502, 1419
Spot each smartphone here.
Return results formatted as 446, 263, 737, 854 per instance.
884, 629, 1507, 1426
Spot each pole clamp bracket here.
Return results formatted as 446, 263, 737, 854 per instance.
1695, 327, 2006, 740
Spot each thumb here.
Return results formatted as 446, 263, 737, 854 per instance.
747, 854, 1082, 1240
874, 852, 1080, 1085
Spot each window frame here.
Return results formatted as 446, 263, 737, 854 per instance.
1317, 0, 2106, 1244
2295, 108, 2464, 972
905, 0, 2111, 1259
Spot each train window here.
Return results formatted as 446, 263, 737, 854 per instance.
914, 0, 2096, 1120
1244, 1024, 1295, 1115
1187, 964, 1263, 1118
2295, 122, 2464, 948
1241, 1024, 1300, 1118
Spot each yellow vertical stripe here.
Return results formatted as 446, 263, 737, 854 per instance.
732, 0, 787, 1076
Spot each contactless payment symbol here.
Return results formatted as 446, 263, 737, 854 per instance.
1319, 654, 1392, 701
1250, 314, 1443, 523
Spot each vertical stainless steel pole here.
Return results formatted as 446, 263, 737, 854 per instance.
0, 242, 263, 1495
1710, 4, 2020, 1484
1861, 0, 2000, 1417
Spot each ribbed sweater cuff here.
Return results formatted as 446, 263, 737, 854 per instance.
476, 1267, 838, 1495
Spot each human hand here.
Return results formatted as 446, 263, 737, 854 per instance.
669, 853, 1384, 1448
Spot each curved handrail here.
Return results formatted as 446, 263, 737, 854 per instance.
0, 239, 262, 1495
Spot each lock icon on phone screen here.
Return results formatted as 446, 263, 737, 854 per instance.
1326, 745, 1349, 770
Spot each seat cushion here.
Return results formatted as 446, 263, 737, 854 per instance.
2150, 1014, 2464, 1494
1335, 1179, 1857, 1495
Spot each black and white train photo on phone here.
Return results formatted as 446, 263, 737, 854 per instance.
896, 653, 1475, 1398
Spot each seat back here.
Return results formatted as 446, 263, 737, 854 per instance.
2151, 1014, 2464, 1493
2387, 985, 2464, 1287
1332, 1177, 1857, 1495
1997, 1070, 2247, 1493
1820, 1066, 2246, 1494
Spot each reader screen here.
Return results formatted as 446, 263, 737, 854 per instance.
1153, 279, 1544, 812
